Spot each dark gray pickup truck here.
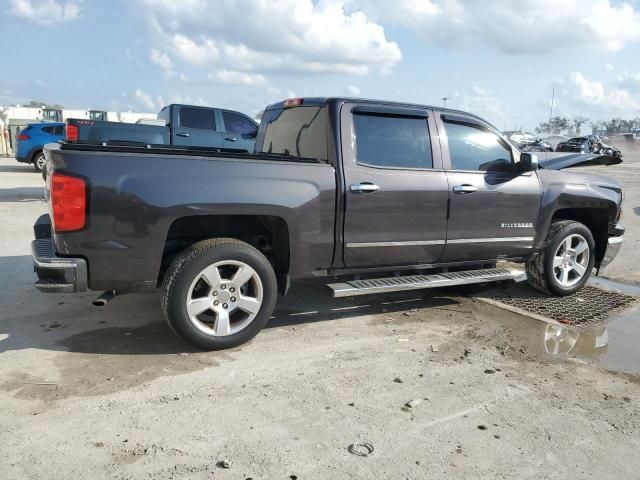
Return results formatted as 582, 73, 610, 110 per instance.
34, 97, 624, 349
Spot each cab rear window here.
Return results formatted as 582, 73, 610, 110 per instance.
257, 106, 327, 161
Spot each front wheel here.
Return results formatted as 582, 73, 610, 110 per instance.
526, 220, 595, 296
161, 238, 278, 350
33, 151, 46, 172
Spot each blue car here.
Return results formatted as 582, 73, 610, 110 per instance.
16, 122, 65, 171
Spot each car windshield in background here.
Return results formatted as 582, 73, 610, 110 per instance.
569, 137, 587, 143
257, 106, 328, 160
507, 132, 536, 143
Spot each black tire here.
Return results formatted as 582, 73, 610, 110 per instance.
33, 151, 46, 172
161, 238, 277, 350
526, 220, 595, 296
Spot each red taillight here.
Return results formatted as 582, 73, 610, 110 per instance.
51, 172, 86, 232
283, 98, 304, 107
66, 123, 79, 142
17, 133, 30, 140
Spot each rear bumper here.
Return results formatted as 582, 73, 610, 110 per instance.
600, 223, 625, 269
32, 214, 88, 293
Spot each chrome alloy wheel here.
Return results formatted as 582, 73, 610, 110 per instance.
552, 234, 590, 288
544, 324, 579, 355
186, 260, 263, 336
35, 153, 46, 170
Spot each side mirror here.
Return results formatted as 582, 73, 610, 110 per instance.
520, 152, 539, 172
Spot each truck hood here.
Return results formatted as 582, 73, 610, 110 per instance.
536, 152, 622, 170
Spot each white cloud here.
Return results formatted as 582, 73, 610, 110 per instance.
209, 70, 267, 87
165, 94, 207, 106
149, 49, 175, 77
552, 72, 640, 118
139, 0, 401, 78
10, 0, 81, 25
134, 88, 158, 111
452, 86, 509, 125
618, 71, 640, 92
168, 34, 220, 66
133, 89, 210, 110
605, 63, 615, 73
348, 0, 640, 53
345, 85, 361, 96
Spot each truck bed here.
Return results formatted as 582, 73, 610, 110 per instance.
67, 118, 170, 145
58, 141, 325, 163
44, 142, 336, 292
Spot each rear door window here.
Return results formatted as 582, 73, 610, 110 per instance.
353, 113, 433, 169
179, 107, 216, 130
53, 126, 64, 135
41, 126, 55, 134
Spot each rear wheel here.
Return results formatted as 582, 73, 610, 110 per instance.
161, 238, 277, 350
526, 220, 595, 296
33, 151, 46, 172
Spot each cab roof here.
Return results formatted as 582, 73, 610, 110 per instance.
265, 97, 499, 131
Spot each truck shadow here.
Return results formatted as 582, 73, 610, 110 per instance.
0, 163, 34, 174
0, 259, 462, 401
0, 270, 460, 358
0, 187, 45, 202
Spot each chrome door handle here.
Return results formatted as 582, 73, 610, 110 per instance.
350, 183, 381, 193
225, 137, 237, 142
452, 184, 478, 194
176, 132, 190, 137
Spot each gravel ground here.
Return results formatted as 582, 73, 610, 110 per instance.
1, 153, 639, 480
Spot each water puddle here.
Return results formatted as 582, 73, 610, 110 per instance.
480, 277, 640, 375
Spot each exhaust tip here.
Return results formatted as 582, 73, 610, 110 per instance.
93, 290, 115, 307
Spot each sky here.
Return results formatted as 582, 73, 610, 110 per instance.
1, 0, 640, 130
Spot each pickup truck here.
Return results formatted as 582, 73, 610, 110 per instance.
66, 104, 259, 152
34, 97, 625, 350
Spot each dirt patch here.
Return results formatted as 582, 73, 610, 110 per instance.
1, 322, 230, 403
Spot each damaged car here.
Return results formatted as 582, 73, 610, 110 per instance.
555, 135, 622, 160
503, 131, 553, 152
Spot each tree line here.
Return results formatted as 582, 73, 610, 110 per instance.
535, 116, 640, 137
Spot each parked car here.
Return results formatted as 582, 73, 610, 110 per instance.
15, 122, 64, 171
33, 97, 624, 350
555, 135, 622, 160
503, 131, 553, 152
66, 104, 259, 153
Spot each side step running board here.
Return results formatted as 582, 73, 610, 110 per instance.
327, 268, 523, 298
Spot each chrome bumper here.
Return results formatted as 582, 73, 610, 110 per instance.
600, 235, 624, 269
32, 214, 88, 293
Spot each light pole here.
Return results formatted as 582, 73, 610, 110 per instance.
441, 97, 449, 109
547, 88, 555, 141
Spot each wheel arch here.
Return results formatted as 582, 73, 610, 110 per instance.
159, 214, 291, 294
29, 148, 44, 163
550, 208, 608, 265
